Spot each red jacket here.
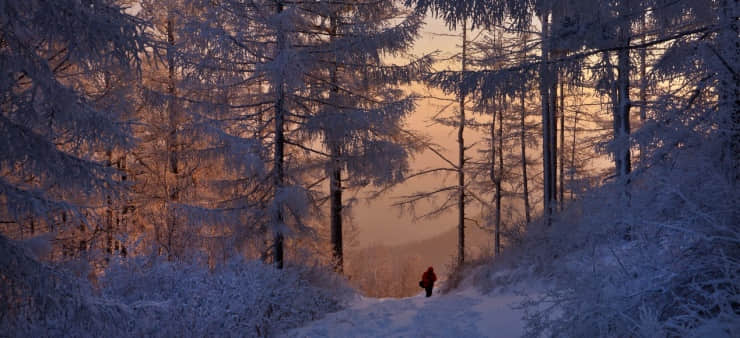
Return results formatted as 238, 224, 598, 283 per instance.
421, 267, 437, 288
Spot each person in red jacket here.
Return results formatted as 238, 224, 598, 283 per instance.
419, 266, 437, 297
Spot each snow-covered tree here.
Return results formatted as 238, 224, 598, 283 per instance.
0, 0, 144, 240
298, 1, 428, 272
186, 0, 335, 268
188, 0, 428, 270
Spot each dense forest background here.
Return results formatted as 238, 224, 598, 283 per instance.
1, 0, 737, 336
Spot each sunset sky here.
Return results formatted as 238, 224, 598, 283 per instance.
351, 16, 484, 248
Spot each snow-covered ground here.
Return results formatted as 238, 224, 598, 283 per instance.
285, 287, 527, 337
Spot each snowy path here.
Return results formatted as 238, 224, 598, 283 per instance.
285, 288, 526, 337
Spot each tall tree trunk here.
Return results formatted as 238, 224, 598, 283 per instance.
539, 12, 554, 225
638, 14, 648, 164
457, 18, 467, 266
614, 10, 632, 182
718, 0, 739, 182
550, 64, 558, 208
165, 15, 179, 260
106, 150, 114, 255
330, 155, 342, 270
118, 155, 128, 258
570, 108, 578, 200
520, 70, 531, 224
559, 80, 565, 208
490, 103, 498, 254
329, 12, 343, 273
272, 1, 286, 269
495, 96, 504, 255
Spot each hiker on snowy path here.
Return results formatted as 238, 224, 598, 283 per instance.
419, 266, 437, 297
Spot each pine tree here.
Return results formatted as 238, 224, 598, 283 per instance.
0, 0, 144, 241
299, 1, 428, 271
185, 0, 311, 268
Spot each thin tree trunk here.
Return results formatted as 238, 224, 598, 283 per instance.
638, 14, 648, 164
550, 65, 558, 208
718, 0, 739, 182
165, 15, 178, 260
329, 12, 343, 273
118, 155, 128, 257
272, 1, 286, 269
615, 19, 632, 181
457, 18, 467, 266
539, 13, 553, 225
167, 17, 178, 181
570, 109, 577, 200
520, 75, 531, 224
106, 150, 113, 255
490, 102, 498, 254
559, 80, 565, 208
330, 158, 342, 270
519, 35, 531, 224
79, 213, 87, 254
495, 96, 504, 255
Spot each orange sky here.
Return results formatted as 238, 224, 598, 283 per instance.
351, 17, 484, 248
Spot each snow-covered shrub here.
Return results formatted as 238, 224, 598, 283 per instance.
440, 255, 495, 294
1, 235, 352, 337
519, 163, 739, 337
0, 235, 132, 336
100, 256, 353, 337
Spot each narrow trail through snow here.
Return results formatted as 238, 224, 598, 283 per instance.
285, 289, 526, 337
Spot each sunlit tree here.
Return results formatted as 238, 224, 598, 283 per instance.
0, 0, 144, 251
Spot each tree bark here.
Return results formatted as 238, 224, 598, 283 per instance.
539, 13, 554, 225
614, 7, 632, 182
570, 109, 578, 200
330, 155, 343, 271
718, 0, 739, 182
329, 12, 343, 273
166, 15, 179, 260
490, 102, 498, 254
118, 155, 128, 257
495, 96, 504, 255
457, 18, 467, 266
519, 65, 531, 224
106, 150, 114, 255
272, 1, 286, 269
550, 64, 558, 209
638, 14, 648, 164
559, 79, 565, 209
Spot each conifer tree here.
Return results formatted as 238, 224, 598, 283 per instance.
0, 0, 144, 242
298, 1, 428, 271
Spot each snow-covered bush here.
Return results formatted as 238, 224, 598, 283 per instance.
0, 235, 132, 336
100, 256, 353, 337
1, 235, 353, 337
519, 162, 739, 337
